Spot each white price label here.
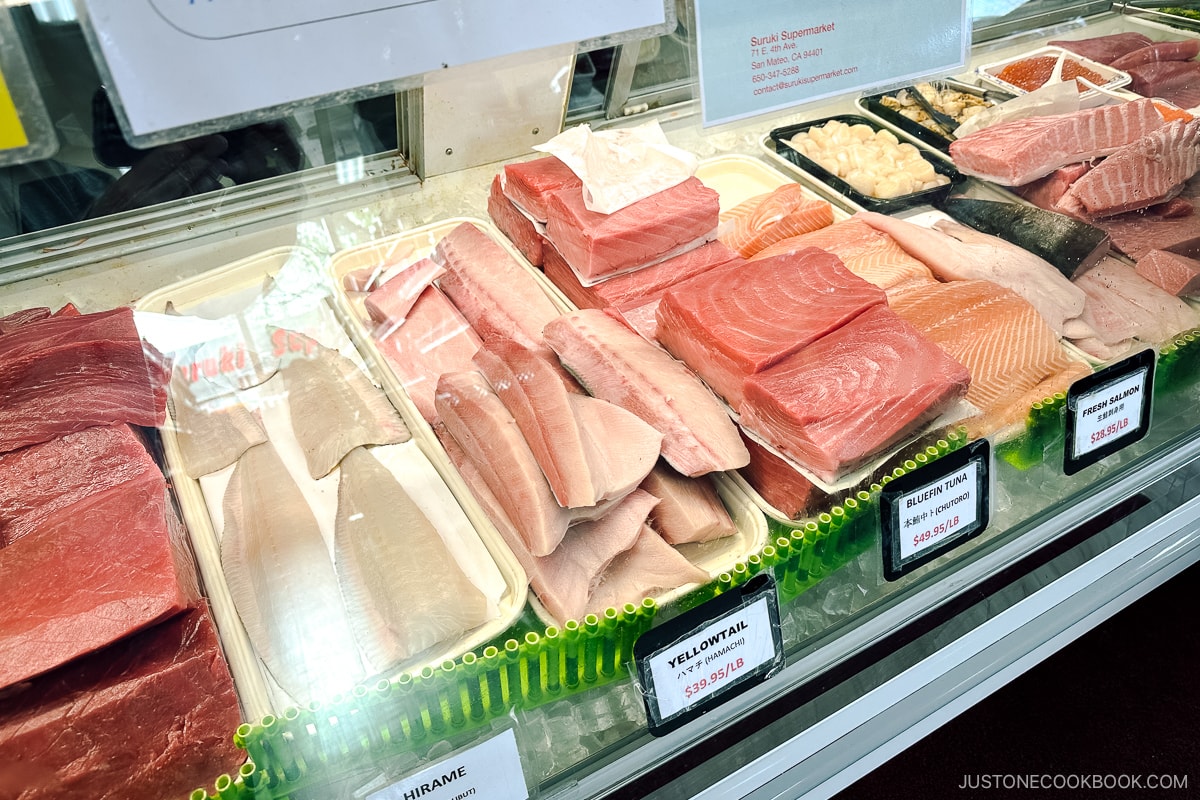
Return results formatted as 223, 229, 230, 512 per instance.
1071, 369, 1147, 459
367, 728, 527, 800
896, 460, 980, 562
646, 595, 778, 722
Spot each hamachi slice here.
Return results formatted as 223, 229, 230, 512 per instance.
473, 337, 661, 508
543, 309, 750, 477
334, 447, 489, 673
638, 462, 736, 545
718, 183, 835, 257
435, 370, 575, 556
1074, 256, 1200, 344
740, 305, 972, 484
655, 247, 886, 408
220, 442, 365, 703
278, 333, 410, 479
433, 221, 561, 350
364, 257, 446, 330
373, 285, 482, 424
585, 524, 710, 617
856, 210, 1089, 337
169, 371, 268, 479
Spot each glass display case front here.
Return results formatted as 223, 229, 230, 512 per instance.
1, 2, 1198, 799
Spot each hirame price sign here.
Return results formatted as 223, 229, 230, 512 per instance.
633, 574, 783, 735
881, 438, 991, 581
1064, 349, 1155, 476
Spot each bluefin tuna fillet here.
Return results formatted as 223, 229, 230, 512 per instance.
739, 305, 972, 483
0, 604, 245, 800
0, 307, 169, 453
373, 285, 482, 424
948, 98, 1165, 186
433, 221, 562, 350
655, 247, 887, 408
736, 430, 824, 520
543, 309, 750, 477
220, 442, 365, 704
278, 334, 409, 479
489, 174, 545, 266
1058, 118, 1200, 219
1049, 32, 1153, 64
0, 469, 200, 691
545, 176, 721, 282
0, 423, 161, 547
502, 155, 583, 222
334, 447, 489, 673
0, 307, 50, 333
473, 337, 662, 508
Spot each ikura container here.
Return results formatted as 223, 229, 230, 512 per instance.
975, 45, 1131, 102
767, 114, 960, 214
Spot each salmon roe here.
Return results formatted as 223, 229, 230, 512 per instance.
996, 55, 1105, 93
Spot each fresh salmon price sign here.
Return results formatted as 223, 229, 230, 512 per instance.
881, 438, 991, 580
634, 574, 783, 735
1064, 349, 1155, 476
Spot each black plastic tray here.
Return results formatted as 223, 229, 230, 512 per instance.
768, 113, 961, 214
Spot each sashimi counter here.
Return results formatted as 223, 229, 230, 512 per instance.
3, 14, 1200, 800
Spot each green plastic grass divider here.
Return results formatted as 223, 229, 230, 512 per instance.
1156, 328, 1200, 398
995, 390, 1069, 471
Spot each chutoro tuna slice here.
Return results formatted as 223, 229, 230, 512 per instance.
473, 337, 662, 508
740, 305, 971, 483
221, 442, 365, 704
278, 334, 409, 479
334, 447, 489, 673
655, 247, 886, 408
543, 309, 750, 477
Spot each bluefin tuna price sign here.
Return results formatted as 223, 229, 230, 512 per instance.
367, 727, 528, 800
881, 438, 991, 581
634, 573, 783, 735
693, 0, 968, 126
1064, 348, 1155, 476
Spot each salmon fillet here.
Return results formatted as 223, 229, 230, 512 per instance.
718, 184, 835, 257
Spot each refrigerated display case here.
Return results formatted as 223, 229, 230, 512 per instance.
1, 2, 1198, 799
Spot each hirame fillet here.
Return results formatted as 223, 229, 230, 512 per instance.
584, 524, 710, 617
655, 247, 886, 409
717, 183, 835, 258
334, 447, 488, 673
220, 441, 365, 704
543, 309, 750, 477
472, 337, 662, 508
169, 371, 267, 479
433, 221, 561, 350
434, 370, 576, 556
277, 333, 410, 479
889, 279, 1093, 439
372, 285, 482, 425
739, 305, 972, 484
638, 462, 736, 545
855, 210, 1089, 337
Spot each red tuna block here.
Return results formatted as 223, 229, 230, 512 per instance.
0, 307, 169, 453
0, 423, 160, 548
736, 430, 825, 521
0, 604, 244, 800
0, 308, 51, 334
655, 247, 887, 409
1135, 249, 1200, 298
502, 155, 582, 222
0, 470, 200, 690
488, 174, 545, 266
545, 176, 721, 282
739, 305, 971, 484
543, 239, 741, 313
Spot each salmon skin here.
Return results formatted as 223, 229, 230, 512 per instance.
937, 196, 1111, 278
